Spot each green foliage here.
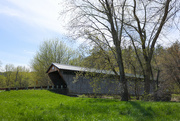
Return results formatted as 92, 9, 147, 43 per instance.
0, 65, 35, 88
156, 41, 180, 93
0, 75, 6, 87
122, 46, 143, 75
81, 46, 117, 71
141, 93, 153, 101
31, 39, 82, 86
0, 90, 179, 121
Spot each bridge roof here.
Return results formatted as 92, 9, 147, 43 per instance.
46, 63, 144, 79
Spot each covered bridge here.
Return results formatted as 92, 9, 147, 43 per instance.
46, 63, 144, 95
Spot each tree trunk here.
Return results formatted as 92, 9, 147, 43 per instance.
116, 47, 128, 101
15, 70, 19, 83
120, 73, 128, 101
156, 70, 160, 89
144, 62, 151, 95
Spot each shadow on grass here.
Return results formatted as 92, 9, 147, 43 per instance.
49, 100, 156, 120
46, 90, 156, 120
48, 89, 79, 97
48, 101, 114, 120
48, 88, 68, 94
128, 101, 155, 121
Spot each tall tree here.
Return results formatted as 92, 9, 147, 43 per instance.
63, 0, 129, 101
123, 0, 180, 94
4, 64, 15, 87
158, 41, 180, 92
31, 39, 79, 86
14, 66, 31, 87
0, 74, 6, 88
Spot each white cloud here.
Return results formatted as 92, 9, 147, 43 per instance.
0, 5, 20, 17
0, 0, 67, 35
1, 0, 87, 45
23, 50, 35, 55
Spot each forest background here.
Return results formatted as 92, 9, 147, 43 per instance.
0, 39, 179, 95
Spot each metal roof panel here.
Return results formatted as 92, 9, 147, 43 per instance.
50, 63, 144, 79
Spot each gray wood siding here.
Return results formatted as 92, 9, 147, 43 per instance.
60, 70, 122, 94
47, 63, 150, 95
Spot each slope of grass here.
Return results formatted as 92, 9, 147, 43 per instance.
0, 90, 179, 121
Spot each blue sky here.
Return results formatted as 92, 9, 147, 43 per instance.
0, 0, 71, 70
0, 0, 179, 71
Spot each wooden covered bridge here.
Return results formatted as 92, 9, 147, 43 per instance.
46, 63, 145, 95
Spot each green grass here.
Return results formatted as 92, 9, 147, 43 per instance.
0, 90, 179, 121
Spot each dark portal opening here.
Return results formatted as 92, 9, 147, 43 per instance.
48, 71, 67, 88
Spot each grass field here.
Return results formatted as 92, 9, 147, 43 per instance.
0, 90, 179, 121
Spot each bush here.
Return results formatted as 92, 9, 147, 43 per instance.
141, 93, 153, 101
153, 89, 172, 101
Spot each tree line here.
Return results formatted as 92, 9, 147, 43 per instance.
0, 39, 179, 100
0, 64, 35, 88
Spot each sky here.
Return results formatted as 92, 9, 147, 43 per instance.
0, 0, 179, 71
0, 0, 72, 70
